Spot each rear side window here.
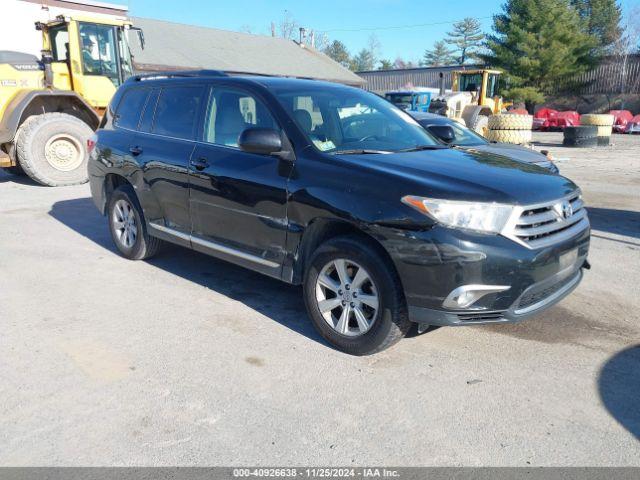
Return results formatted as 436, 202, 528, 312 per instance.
114, 88, 149, 130
153, 86, 205, 140
138, 89, 159, 133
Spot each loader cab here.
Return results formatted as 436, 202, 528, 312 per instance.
40, 16, 137, 109
452, 69, 502, 113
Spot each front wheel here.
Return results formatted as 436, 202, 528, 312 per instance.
303, 236, 411, 355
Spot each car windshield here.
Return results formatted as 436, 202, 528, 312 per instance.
420, 119, 488, 147
272, 85, 438, 154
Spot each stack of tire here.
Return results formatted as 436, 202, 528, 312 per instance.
581, 114, 614, 146
563, 126, 598, 147
486, 114, 533, 145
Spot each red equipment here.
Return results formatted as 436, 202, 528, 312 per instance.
625, 114, 640, 134
533, 108, 558, 130
609, 110, 633, 133
556, 111, 580, 129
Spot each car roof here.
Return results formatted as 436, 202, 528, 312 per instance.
408, 112, 455, 124
126, 71, 356, 91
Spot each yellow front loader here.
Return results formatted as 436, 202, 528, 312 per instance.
0, 15, 143, 186
429, 69, 509, 135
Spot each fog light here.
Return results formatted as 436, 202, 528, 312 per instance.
443, 285, 511, 309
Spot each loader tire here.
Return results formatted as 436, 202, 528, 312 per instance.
16, 113, 93, 187
580, 114, 614, 127
486, 129, 532, 144
564, 126, 597, 139
488, 114, 533, 130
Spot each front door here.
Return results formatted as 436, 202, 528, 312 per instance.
189, 86, 289, 277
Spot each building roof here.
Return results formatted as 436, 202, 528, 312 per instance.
357, 65, 484, 94
129, 17, 364, 86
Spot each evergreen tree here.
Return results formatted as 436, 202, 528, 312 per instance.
483, 0, 597, 108
446, 17, 485, 64
323, 40, 352, 69
350, 49, 376, 71
571, 0, 622, 53
378, 59, 394, 70
421, 41, 456, 66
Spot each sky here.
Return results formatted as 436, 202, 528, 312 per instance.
126, 0, 638, 63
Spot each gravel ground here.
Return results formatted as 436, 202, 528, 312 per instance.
0, 131, 638, 466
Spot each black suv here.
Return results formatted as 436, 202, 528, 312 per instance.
89, 71, 590, 355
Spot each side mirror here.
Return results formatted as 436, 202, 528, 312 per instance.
427, 125, 456, 143
238, 128, 283, 155
129, 26, 145, 50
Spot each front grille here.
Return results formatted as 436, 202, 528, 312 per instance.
505, 191, 589, 249
457, 311, 506, 322
517, 274, 576, 310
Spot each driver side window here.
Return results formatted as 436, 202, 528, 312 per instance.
204, 87, 279, 148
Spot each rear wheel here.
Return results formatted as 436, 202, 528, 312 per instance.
107, 185, 162, 260
303, 236, 411, 355
15, 112, 93, 186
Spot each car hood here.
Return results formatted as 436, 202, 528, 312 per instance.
336, 147, 576, 205
463, 143, 557, 170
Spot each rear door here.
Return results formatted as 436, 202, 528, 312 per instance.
188, 84, 289, 277
131, 83, 206, 235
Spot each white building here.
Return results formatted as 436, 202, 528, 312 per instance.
0, 0, 128, 57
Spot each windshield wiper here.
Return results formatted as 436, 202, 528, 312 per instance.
331, 149, 391, 155
397, 145, 450, 152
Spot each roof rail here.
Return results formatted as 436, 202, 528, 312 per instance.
127, 70, 228, 82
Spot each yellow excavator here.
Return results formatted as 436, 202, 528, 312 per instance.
429, 68, 509, 134
0, 15, 143, 186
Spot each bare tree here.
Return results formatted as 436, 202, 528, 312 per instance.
277, 10, 299, 40
311, 31, 330, 51
367, 34, 382, 67
239, 24, 254, 34
611, 5, 640, 108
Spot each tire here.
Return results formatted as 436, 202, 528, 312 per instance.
485, 129, 532, 144
580, 114, 614, 127
471, 114, 489, 136
16, 112, 93, 186
107, 185, 162, 260
563, 126, 597, 139
563, 136, 598, 147
488, 114, 533, 130
303, 235, 411, 355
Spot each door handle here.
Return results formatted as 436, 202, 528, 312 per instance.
190, 157, 209, 171
129, 146, 143, 156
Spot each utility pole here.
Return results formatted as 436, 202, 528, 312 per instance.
271, 22, 275, 37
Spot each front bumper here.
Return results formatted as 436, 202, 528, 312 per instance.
374, 220, 590, 326
409, 266, 584, 326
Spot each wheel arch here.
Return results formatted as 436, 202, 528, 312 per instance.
0, 90, 100, 145
291, 218, 402, 289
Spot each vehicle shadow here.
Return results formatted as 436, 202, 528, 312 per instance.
598, 345, 640, 440
0, 169, 44, 186
587, 207, 640, 239
48, 197, 327, 348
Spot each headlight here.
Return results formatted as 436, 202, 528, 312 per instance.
402, 196, 514, 234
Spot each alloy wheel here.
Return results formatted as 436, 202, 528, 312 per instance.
315, 258, 379, 337
112, 199, 138, 249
